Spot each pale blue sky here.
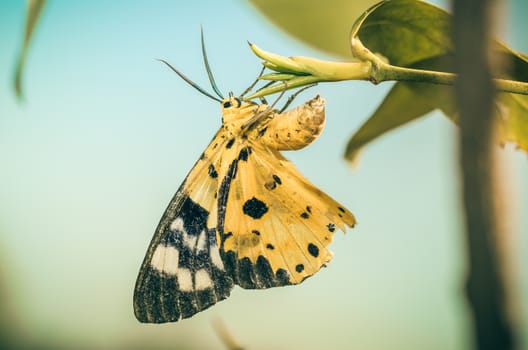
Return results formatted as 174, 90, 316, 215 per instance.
0, 1, 526, 349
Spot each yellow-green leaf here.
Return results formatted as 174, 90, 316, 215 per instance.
14, 0, 47, 100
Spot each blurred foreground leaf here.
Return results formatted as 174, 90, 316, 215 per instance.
345, 0, 528, 161
247, 0, 378, 58
14, 0, 47, 100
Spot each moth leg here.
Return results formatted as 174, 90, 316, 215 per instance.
279, 83, 318, 113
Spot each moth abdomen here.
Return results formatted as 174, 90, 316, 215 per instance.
259, 95, 326, 151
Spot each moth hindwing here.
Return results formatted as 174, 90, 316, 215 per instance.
134, 94, 356, 323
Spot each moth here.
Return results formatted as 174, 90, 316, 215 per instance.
134, 41, 355, 323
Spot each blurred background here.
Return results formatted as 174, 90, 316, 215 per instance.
0, 0, 526, 349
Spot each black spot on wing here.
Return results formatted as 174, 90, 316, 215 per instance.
275, 269, 291, 285
266, 243, 275, 250
257, 127, 268, 137
272, 174, 282, 185
300, 212, 309, 219
338, 206, 346, 213
307, 243, 319, 258
208, 164, 218, 178
238, 147, 252, 161
252, 230, 261, 236
255, 255, 276, 288
237, 257, 258, 289
327, 223, 336, 232
295, 264, 305, 273
226, 138, 235, 149
180, 197, 209, 236
243, 197, 268, 219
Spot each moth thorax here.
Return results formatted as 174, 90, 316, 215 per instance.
221, 101, 262, 125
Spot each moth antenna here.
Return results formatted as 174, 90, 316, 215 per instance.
158, 59, 222, 103
279, 83, 318, 113
240, 66, 266, 98
201, 27, 224, 99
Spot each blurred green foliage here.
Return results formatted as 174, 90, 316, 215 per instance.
14, 0, 46, 100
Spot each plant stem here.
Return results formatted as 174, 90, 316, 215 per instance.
378, 63, 528, 95
249, 42, 528, 99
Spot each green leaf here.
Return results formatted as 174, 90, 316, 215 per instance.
350, 0, 451, 66
247, 0, 379, 58
344, 81, 436, 164
14, 0, 47, 100
345, 0, 528, 161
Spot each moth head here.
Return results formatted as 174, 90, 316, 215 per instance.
221, 96, 242, 110
220, 94, 260, 125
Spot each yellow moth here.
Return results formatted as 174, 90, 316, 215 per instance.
134, 39, 355, 323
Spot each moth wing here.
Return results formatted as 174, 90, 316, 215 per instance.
134, 131, 234, 323
221, 144, 355, 289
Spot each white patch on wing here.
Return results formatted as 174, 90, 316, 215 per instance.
210, 245, 224, 269
170, 217, 185, 232
196, 230, 207, 252
177, 268, 193, 291
183, 233, 197, 250
194, 269, 213, 290
151, 245, 179, 275
169, 217, 198, 249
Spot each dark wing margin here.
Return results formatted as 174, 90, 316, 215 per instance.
133, 190, 234, 323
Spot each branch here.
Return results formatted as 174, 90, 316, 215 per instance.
246, 42, 528, 99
